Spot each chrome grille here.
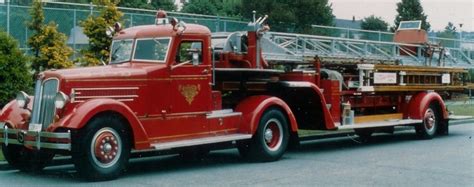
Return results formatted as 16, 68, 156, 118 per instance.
30, 79, 59, 130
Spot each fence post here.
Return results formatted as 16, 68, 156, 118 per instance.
223, 20, 227, 32
378, 31, 381, 41
216, 16, 220, 32
73, 9, 77, 58
6, 0, 10, 34
130, 14, 133, 27
89, 2, 93, 15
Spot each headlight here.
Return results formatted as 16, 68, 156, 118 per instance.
55, 91, 69, 109
16, 91, 30, 108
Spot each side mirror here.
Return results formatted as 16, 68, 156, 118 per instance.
192, 52, 199, 66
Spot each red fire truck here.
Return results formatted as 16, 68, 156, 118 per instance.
0, 11, 469, 180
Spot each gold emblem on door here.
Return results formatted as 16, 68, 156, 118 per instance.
179, 84, 200, 105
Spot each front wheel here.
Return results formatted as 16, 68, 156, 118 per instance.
72, 116, 131, 181
1, 144, 54, 172
416, 104, 440, 139
239, 108, 289, 162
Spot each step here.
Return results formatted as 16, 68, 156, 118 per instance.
448, 115, 473, 120
338, 119, 422, 130
206, 109, 242, 119
151, 134, 252, 151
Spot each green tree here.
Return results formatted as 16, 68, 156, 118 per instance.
0, 31, 32, 107
437, 22, 457, 39
292, 0, 334, 33
240, 0, 334, 34
150, 0, 176, 11
181, 0, 219, 16
218, 1, 241, 17
436, 22, 458, 48
392, 0, 431, 31
27, 0, 73, 74
80, 0, 123, 66
361, 15, 389, 31
38, 23, 74, 69
119, 0, 153, 9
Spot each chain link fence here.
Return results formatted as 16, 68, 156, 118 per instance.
0, 2, 249, 55
311, 25, 474, 49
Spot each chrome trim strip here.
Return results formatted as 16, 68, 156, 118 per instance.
73, 87, 139, 91
207, 112, 242, 119
151, 134, 252, 151
0, 128, 71, 151
24, 141, 71, 150
338, 119, 422, 130
72, 99, 135, 103
75, 95, 138, 99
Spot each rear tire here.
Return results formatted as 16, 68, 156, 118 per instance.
1, 144, 54, 172
72, 116, 131, 181
416, 104, 440, 139
239, 108, 289, 162
354, 129, 373, 142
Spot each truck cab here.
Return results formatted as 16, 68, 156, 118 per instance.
0, 11, 293, 180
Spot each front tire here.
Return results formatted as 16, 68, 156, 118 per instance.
239, 108, 289, 162
416, 104, 440, 139
72, 116, 131, 181
1, 144, 54, 172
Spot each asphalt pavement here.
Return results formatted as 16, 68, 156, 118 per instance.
0, 121, 472, 186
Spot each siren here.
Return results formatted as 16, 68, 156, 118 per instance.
156, 9, 169, 25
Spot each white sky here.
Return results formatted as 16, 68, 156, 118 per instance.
329, 0, 474, 32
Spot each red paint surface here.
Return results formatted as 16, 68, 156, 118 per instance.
406, 92, 448, 120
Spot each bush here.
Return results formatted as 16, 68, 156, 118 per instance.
0, 31, 32, 108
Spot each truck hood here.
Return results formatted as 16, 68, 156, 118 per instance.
42, 63, 165, 81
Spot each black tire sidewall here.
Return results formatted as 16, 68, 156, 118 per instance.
1, 144, 53, 172
72, 116, 130, 180
251, 108, 289, 161
416, 104, 440, 139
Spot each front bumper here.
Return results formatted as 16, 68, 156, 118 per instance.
0, 122, 71, 150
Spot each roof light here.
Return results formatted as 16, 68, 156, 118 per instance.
156, 10, 169, 25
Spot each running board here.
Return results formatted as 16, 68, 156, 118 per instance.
338, 119, 422, 130
151, 134, 252, 151
448, 115, 472, 120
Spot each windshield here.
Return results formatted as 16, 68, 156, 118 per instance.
110, 39, 133, 64
134, 38, 171, 62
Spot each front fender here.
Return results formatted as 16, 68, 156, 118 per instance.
235, 95, 298, 134
406, 92, 448, 120
51, 99, 151, 149
0, 97, 33, 129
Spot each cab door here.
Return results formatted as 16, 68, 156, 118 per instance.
166, 39, 212, 140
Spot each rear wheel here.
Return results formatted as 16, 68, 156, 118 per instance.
354, 129, 373, 142
1, 144, 54, 172
239, 109, 289, 162
72, 116, 130, 181
416, 104, 440, 139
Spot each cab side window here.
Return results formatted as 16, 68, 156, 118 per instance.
176, 41, 203, 64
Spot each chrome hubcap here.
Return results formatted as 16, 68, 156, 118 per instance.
264, 128, 273, 143
91, 127, 122, 168
424, 108, 436, 132
263, 118, 283, 151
